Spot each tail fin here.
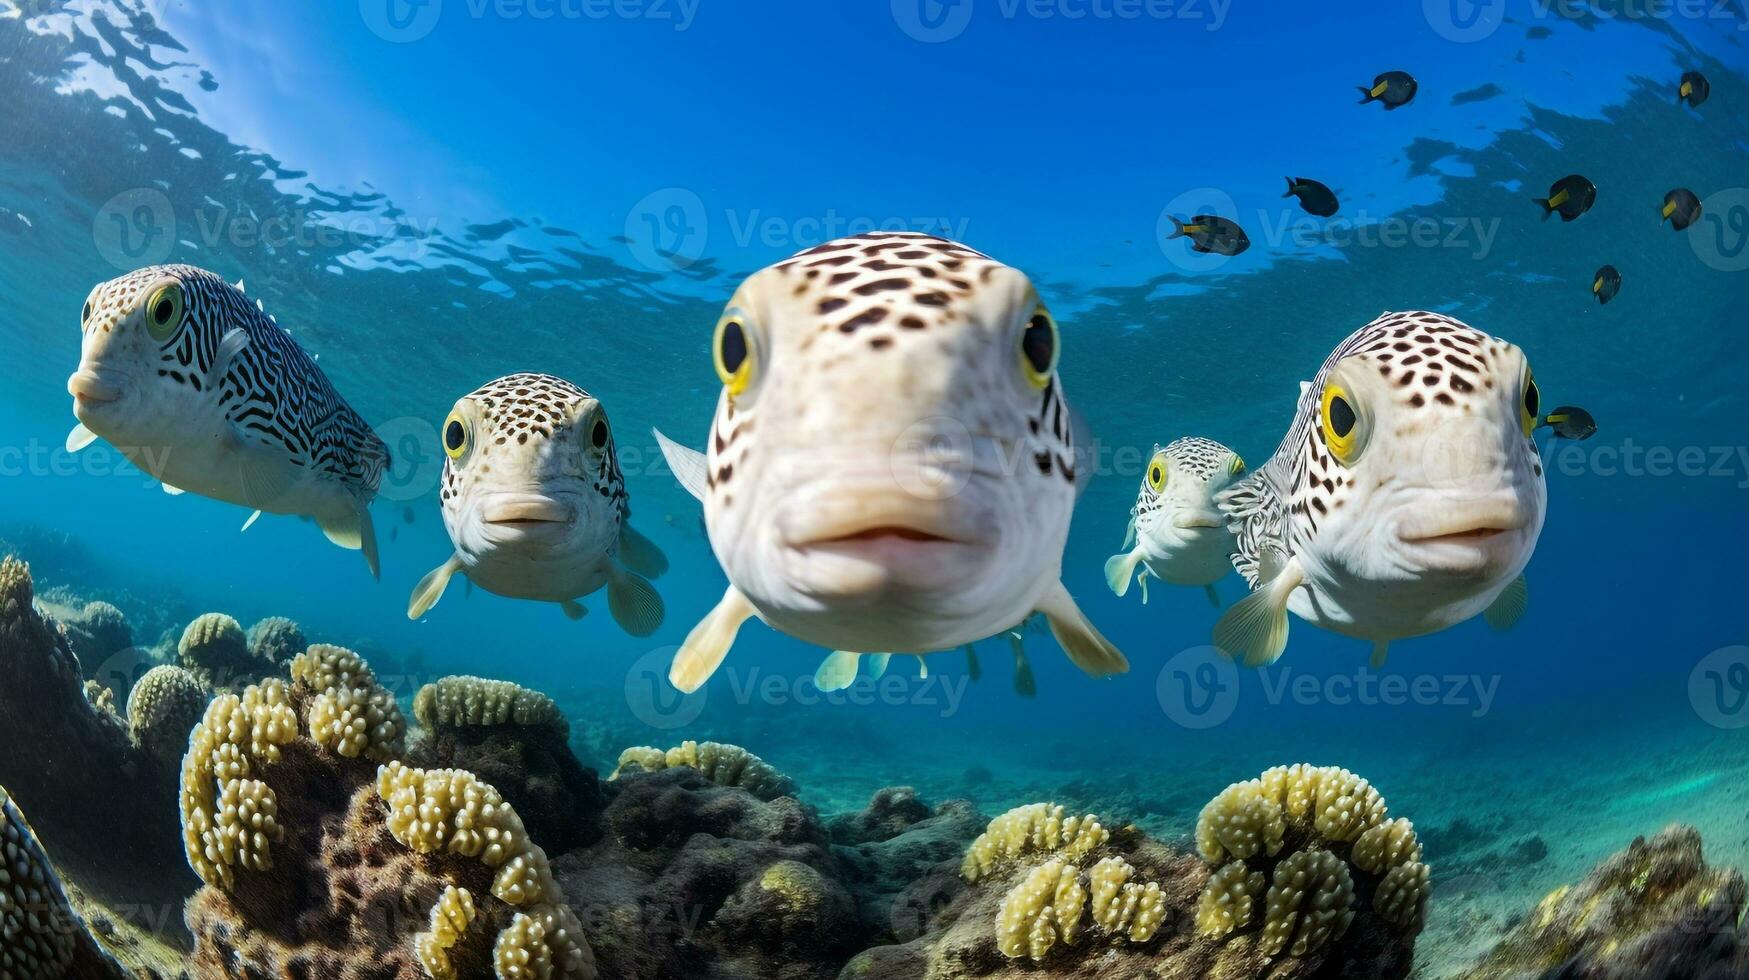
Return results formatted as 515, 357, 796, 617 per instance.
1165, 215, 1188, 240
1534, 198, 1554, 220
1283, 177, 1297, 198
1356, 86, 1375, 104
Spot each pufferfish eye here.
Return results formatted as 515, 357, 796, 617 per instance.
1146, 457, 1167, 492
713, 313, 754, 397
443, 412, 470, 461
590, 418, 610, 452
1019, 305, 1059, 389
1319, 376, 1369, 466
1520, 373, 1541, 437
144, 283, 184, 341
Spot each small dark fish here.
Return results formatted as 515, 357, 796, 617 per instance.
1540, 406, 1597, 441
1284, 177, 1339, 217
1662, 188, 1702, 230
1167, 214, 1250, 256
1536, 174, 1597, 222
1592, 265, 1621, 304
1358, 71, 1417, 110
1679, 71, 1710, 108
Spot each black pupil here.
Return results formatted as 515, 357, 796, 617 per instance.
154, 299, 174, 324
1329, 396, 1357, 438
592, 420, 608, 449
1150, 466, 1162, 484
720, 321, 748, 374
445, 420, 465, 452
82, 302, 92, 322
1022, 314, 1054, 374
1525, 382, 1540, 419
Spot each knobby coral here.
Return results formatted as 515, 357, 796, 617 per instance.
962, 803, 1110, 884
414, 675, 567, 734
127, 663, 209, 761
610, 740, 795, 801
0, 786, 126, 980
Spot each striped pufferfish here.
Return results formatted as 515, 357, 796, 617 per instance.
406, 373, 668, 635
66, 266, 388, 576
1103, 437, 1246, 608
655, 232, 1127, 694
1214, 311, 1546, 668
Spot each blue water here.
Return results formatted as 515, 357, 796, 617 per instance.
2, 2, 1747, 973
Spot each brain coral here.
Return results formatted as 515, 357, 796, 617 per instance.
610, 740, 795, 801
245, 615, 306, 666
414, 675, 567, 733
127, 663, 208, 761
178, 612, 270, 689
178, 645, 596, 979
1194, 764, 1428, 959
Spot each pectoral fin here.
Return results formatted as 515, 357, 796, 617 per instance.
653, 428, 709, 503
161, 482, 186, 496
319, 503, 380, 580
66, 423, 98, 453
963, 645, 982, 682
1213, 555, 1304, 667
1037, 581, 1129, 678
1370, 641, 1391, 670
241, 510, 262, 532
670, 586, 756, 693
1483, 575, 1530, 631
560, 599, 587, 621
205, 328, 250, 391
408, 554, 463, 620
1139, 570, 1151, 605
815, 651, 861, 692
1104, 549, 1143, 597
1008, 632, 1037, 698
617, 524, 670, 578
607, 566, 664, 637
1121, 515, 1137, 552
868, 653, 892, 679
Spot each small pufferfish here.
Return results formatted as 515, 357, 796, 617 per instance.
1215, 311, 1548, 669
655, 232, 1128, 695
1104, 438, 1246, 608
67, 266, 388, 576
407, 373, 668, 635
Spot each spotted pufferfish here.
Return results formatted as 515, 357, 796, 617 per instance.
655, 232, 1127, 694
407, 373, 668, 635
67, 266, 389, 576
1214, 311, 1546, 668
1103, 437, 1246, 608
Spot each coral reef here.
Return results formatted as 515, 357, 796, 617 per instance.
179, 645, 597, 979
0, 785, 128, 980
408, 676, 602, 854
36, 592, 132, 675
126, 663, 209, 762
962, 803, 1109, 883
1469, 825, 1749, 980
611, 740, 797, 802
178, 612, 275, 691
0, 557, 192, 905
244, 615, 305, 666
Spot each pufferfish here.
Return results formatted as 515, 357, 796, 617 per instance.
655, 232, 1127, 694
406, 373, 667, 635
1214, 311, 1546, 668
67, 266, 388, 576
1104, 438, 1246, 608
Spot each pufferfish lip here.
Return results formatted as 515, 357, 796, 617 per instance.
67, 369, 122, 404
1397, 502, 1530, 548
478, 494, 573, 528
780, 500, 978, 551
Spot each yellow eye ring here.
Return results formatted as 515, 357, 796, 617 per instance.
1146, 456, 1168, 492
713, 313, 755, 398
1520, 373, 1541, 438
1320, 382, 1364, 465
442, 412, 470, 461
144, 283, 183, 341
1019, 305, 1059, 390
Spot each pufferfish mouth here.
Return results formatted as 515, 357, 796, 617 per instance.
478, 494, 573, 529
1398, 505, 1531, 548
781, 501, 980, 553
67, 369, 123, 404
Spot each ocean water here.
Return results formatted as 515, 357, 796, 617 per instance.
1, 1, 1747, 976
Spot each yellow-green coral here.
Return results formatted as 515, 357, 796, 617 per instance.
609, 740, 795, 801
995, 859, 1087, 961
415, 885, 477, 980
1260, 848, 1355, 957
1088, 856, 1167, 942
1257, 764, 1387, 843
1196, 861, 1266, 939
178, 680, 298, 888
414, 675, 566, 733
293, 644, 404, 761
375, 761, 558, 907
1, 786, 75, 979
1195, 779, 1286, 864
493, 904, 595, 979
962, 803, 1111, 883
1374, 861, 1430, 933
1352, 817, 1423, 875
128, 664, 209, 760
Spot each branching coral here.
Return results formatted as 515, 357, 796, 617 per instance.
415, 675, 567, 734
1194, 764, 1426, 959
610, 740, 795, 801
962, 803, 1111, 883
127, 663, 208, 761
416, 885, 478, 980
292, 644, 405, 761
989, 853, 1166, 962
